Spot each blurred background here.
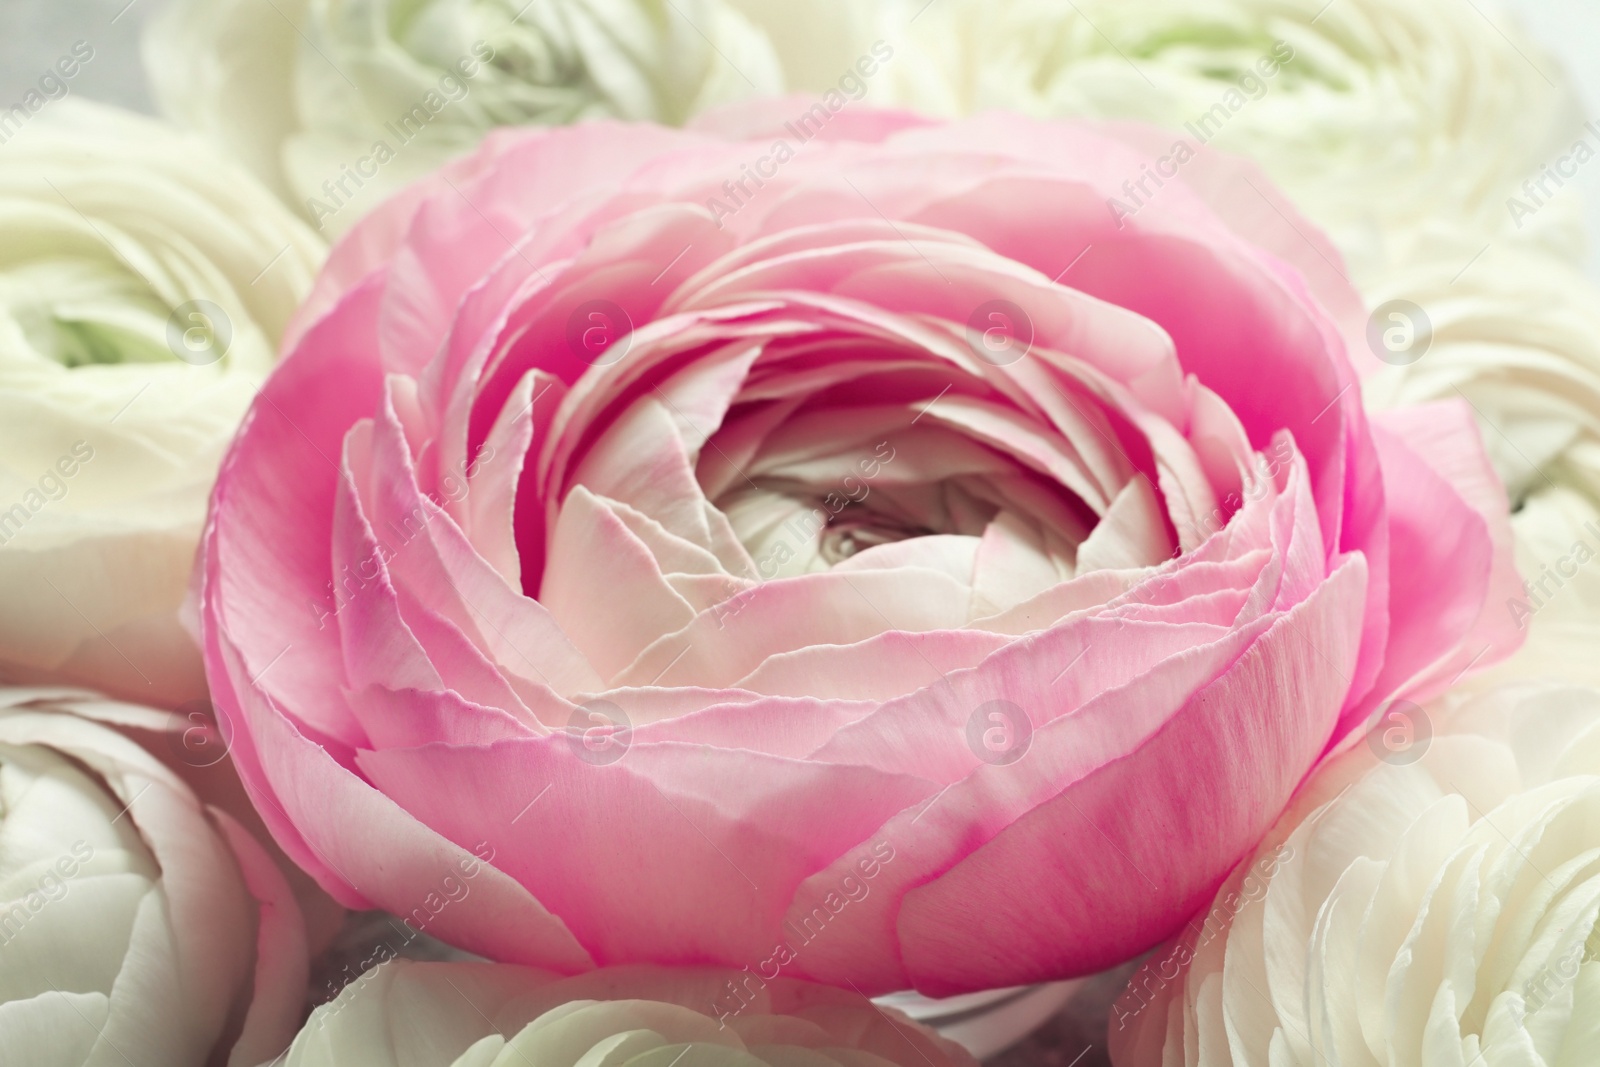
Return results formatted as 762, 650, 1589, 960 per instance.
5, 0, 1600, 280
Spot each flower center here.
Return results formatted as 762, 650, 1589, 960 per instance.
6, 262, 179, 368
390, 0, 675, 125
818, 505, 943, 565
690, 365, 1121, 590
715, 472, 993, 579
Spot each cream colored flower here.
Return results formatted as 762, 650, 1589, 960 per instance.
276, 959, 976, 1067
0, 101, 324, 706
868, 0, 1586, 283
0, 686, 308, 1066
1110, 681, 1600, 1067
1363, 240, 1600, 690
144, 0, 785, 235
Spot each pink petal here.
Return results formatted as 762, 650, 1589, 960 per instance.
210, 808, 309, 1067
1335, 402, 1523, 741
209, 627, 594, 970
798, 558, 1366, 995
357, 738, 937, 969
207, 275, 392, 747
735, 629, 1013, 701
613, 567, 975, 689
541, 487, 699, 681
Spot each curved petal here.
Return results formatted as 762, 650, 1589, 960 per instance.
211, 808, 310, 1067
356, 739, 937, 970
1336, 402, 1523, 742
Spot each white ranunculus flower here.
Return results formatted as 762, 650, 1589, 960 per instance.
863, 0, 1586, 283
721, 0, 884, 94
277, 958, 977, 1067
1108, 682, 1600, 1067
0, 101, 324, 706
144, 0, 786, 235
1362, 241, 1600, 689
0, 687, 309, 1066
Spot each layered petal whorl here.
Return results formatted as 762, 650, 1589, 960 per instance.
1110, 682, 1600, 1067
198, 105, 1519, 995
0, 687, 308, 1066
278, 960, 976, 1067
0, 101, 324, 705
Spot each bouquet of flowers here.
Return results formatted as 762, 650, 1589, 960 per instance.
4, 1, 1597, 1064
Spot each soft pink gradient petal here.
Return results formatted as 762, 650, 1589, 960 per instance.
618, 691, 875, 757
897, 561, 1365, 993
356, 739, 938, 969
348, 684, 541, 749
289, 123, 709, 354
1332, 402, 1522, 743
210, 808, 309, 1067
1097, 120, 1367, 363
734, 629, 1012, 700
464, 369, 546, 587
209, 627, 595, 970
542, 487, 700, 679
363, 389, 601, 698
612, 567, 976, 689
791, 557, 1365, 994
208, 276, 391, 747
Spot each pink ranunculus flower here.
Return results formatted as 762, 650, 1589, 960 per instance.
199, 100, 1520, 996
